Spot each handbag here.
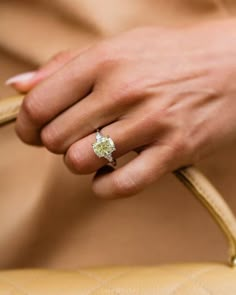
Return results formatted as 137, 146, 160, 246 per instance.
0, 95, 236, 294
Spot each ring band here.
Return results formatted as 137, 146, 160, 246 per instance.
92, 130, 117, 166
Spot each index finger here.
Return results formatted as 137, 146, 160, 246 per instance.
16, 47, 99, 145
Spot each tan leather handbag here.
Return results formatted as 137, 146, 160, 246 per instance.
1, 95, 236, 294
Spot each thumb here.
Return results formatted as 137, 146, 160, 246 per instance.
6, 50, 80, 93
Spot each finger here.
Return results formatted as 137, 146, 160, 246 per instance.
6, 50, 80, 93
91, 143, 178, 198
6, 71, 37, 93
40, 88, 126, 154
16, 47, 98, 145
40, 88, 165, 154
64, 116, 165, 174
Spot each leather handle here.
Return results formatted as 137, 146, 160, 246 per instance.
175, 168, 236, 267
1, 95, 236, 266
0, 95, 24, 125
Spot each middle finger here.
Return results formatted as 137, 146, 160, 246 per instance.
40, 89, 126, 154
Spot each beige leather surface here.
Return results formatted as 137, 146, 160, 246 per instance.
1, 0, 236, 271
0, 264, 235, 294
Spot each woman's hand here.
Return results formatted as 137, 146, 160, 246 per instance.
10, 20, 236, 198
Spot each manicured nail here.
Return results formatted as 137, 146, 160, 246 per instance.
5, 71, 37, 86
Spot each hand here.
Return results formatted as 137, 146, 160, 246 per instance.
11, 20, 236, 198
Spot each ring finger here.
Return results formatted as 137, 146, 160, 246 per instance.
64, 115, 163, 175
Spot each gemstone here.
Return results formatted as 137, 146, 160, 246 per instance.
92, 135, 116, 160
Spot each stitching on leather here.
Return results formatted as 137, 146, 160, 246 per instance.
0, 275, 29, 295
156, 265, 219, 294
75, 268, 109, 283
192, 277, 215, 295
87, 269, 133, 295
178, 266, 223, 295
100, 267, 165, 294
85, 269, 134, 295
167, 266, 217, 295
170, 266, 217, 295
0, 266, 229, 294
83, 266, 219, 294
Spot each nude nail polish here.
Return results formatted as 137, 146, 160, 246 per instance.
5, 71, 37, 86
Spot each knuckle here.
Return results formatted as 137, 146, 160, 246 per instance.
22, 93, 45, 125
170, 133, 190, 157
102, 79, 137, 108
95, 42, 118, 68
51, 50, 74, 63
40, 125, 63, 153
111, 77, 149, 106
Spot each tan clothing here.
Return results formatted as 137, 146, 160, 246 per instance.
0, 0, 236, 269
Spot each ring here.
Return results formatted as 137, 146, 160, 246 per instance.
92, 129, 117, 166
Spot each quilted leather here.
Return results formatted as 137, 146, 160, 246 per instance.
0, 264, 235, 294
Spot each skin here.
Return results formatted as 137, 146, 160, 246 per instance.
12, 19, 236, 198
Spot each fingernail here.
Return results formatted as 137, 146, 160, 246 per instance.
5, 71, 37, 86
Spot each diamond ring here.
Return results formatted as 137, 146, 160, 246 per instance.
92, 130, 117, 166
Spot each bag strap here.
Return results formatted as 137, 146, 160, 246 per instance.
175, 168, 236, 267
1, 95, 236, 266
0, 95, 24, 125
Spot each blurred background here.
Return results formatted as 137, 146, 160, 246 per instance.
0, 0, 236, 270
